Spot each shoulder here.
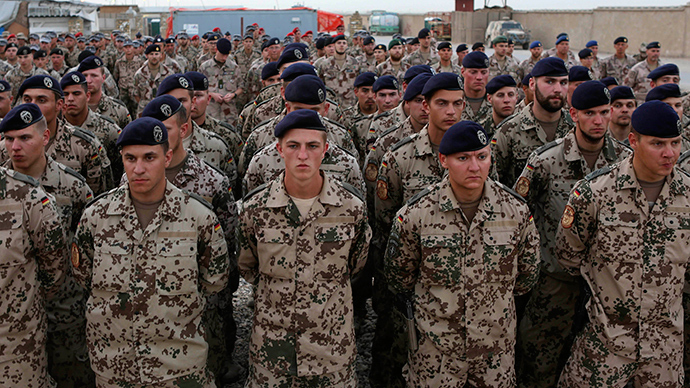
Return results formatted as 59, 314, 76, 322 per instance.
243, 182, 269, 203
678, 149, 690, 166
71, 126, 98, 144
85, 185, 123, 209
58, 163, 87, 182
323, 117, 347, 131
389, 134, 416, 152
534, 137, 564, 156
493, 179, 528, 204
406, 187, 431, 206
380, 121, 404, 138
373, 110, 392, 121
339, 181, 365, 202
495, 110, 521, 130
6, 169, 40, 187
585, 165, 613, 182
182, 189, 214, 211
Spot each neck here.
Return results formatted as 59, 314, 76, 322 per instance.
465, 88, 485, 99
492, 111, 504, 127
244, 47, 252, 55
495, 53, 505, 60
65, 107, 89, 127
13, 154, 47, 179
575, 127, 605, 151
148, 61, 158, 70
557, 52, 567, 60
20, 63, 32, 72
88, 89, 102, 107
427, 124, 445, 145
410, 116, 425, 132
449, 180, 484, 204
420, 46, 430, 53
532, 101, 562, 122
608, 122, 632, 142
125, 53, 134, 60
440, 58, 451, 67
193, 113, 206, 126
359, 103, 376, 115
284, 171, 323, 199
647, 58, 657, 65
633, 155, 666, 182
334, 52, 346, 60
130, 180, 167, 203
48, 118, 58, 139
170, 146, 187, 167
616, 52, 625, 58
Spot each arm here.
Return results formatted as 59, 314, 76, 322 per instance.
555, 179, 596, 276
197, 211, 230, 295
28, 190, 67, 298
237, 205, 259, 285
514, 210, 541, 295
374, 150, 404, 250
72, 206, 96, 291
348, 202, 372, 275
385, 204, 421, 295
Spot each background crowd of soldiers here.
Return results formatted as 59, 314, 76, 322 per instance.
0, 14, 690, 388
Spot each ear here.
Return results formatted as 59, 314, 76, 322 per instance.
439, 153, 448, 169
276, 140, 284, 158
164, 148, 173, 167
569, 107, 578, 123
180, 122, 190, 138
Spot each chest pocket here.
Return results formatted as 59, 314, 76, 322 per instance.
314, 222, 354, 279
93, 242, 131, 292
483, 226, 517, 283
664, 208, 690, 265
0, 206, 25, 266
158, 238, 198, 295
257, 228, 295, 279
598, 210, 640, 263
549, 179, 578, 199
420, 234, 463, 286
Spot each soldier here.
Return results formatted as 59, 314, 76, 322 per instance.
33, 50, 50, 73
199, 37, 245, 127
197, 33, 218, 69
371, 72, 465, 388
315, 34, 361, 108
233, 34, 261, 79
405, 28, 439, 67
5, 45, 49, 100
73, 116, 230, 387
567, 66, 595, 107
342, 72, 377, 131
516, 74, 534, 111
542, 34, 579, 69
492, 57, 575, 187
507, 39, 520, 67
386, 120, 540, 388
607, 86, 637, 144
357, 36, 376, 72
556, 100, 690, 387
624, 41, 662, 103
454, 43, 468, 66
585, 40, 601, 73
376, 39, 410, 85
164, 37, 189, 73
62, 34, 80, 68
245, 38, 281, 99
113, 39, 145, 117
0, 80, 12, 119
177, 32, 199, 72
13, 75, 113, 195
49, 48, 69, 78
364, 73, 412, 157
602, 76, 620, 90
460, 51, 492, 125
578, 49, 600, 79
600, 36, 637, 84
484, 75, 518, 136
434, 42, 461, 75
238, 109, 370, 387
515, 81, 632, 388
0, 104, 67, 388
3, 42, 18, 67
133, 44, 173, 117
79, 55, 131, 129
373, 43, 388, 68
518, 41, 543, 83
488, 35, 519, 82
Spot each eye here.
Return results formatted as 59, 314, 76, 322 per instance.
478, 154, 487, 160
458, 156, 467, 161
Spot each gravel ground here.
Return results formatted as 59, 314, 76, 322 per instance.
224, 278, 377, 388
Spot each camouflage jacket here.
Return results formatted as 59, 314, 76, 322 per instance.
73, 181, 229, 384
245, 58, 268, 98
65, 47, 80, 68
515, 130, 631, 279
461, 96, 493, 126
542, 49, 579, 69
385, 176, 540, 358
184, 122, 237, 187
341, 103, 370, 132
405, 48, 440, 67
5, 65, 49, 100
363, 104, 408, 164
556, 155, 690, 359
492, 102, 574, 187
488, 54, 519, 82
92, 94, 131, 130
600, 54, 638, 84
243, 140, 364, 196
178, 46, 200, 71
0, 59, 13, 78
433, 62, 462, 75
0, 167, 66, 363
234, 48, 262, 76
357, 53, 377, 73
199, 114, 244, 162
132, 62, 173, 116
517, 56, 541, 83
315, 55, 362, 107
78, 109, 123, 185
199, 57, 246, 126
113, 55, 145, 94
238, 172, 371, 377
376, 58, 411, 85
162, 55, 183, 73
624, 59, 663, 102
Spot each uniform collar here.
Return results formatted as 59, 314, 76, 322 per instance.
562, 130, 619, 163
616, 154, 685, 197
40, 156, 61, 189
107, 180, 182, 222
265, 171, 342, 209
437, 177, 497, 227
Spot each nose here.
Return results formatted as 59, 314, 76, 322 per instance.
133, 159, 145, 174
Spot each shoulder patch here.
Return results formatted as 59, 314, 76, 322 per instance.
496, 112, 519, 129
390, 135, 415, 152
341, 182, 364, 202
184, 190, 214, 210
72, 127, 97, 143
495, 181, 527, 204
61, 165, 87, 182
243, 100, 256, 110
407, 187, 430, 206
9, 170, 39, 187
243, 182, 268, 201
534, 138, 563, 155
585, 165, 612, 181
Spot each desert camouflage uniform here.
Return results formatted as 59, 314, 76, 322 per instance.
243, 140, 364, 196
162, 55, 183, 73
132, 62, 173, 117
197, 53, 212, 70
461, 97, 492, 127
600, 54, 638, 84
100, 67, 120, 99
113, 55, 145, 117
234, 48, 261, 78
92, 94, 132, 130
341, 102, 371, 131
101, 46, 118, 73
199, 114, 244, 164
241, 85, 282, 138
184, 122, 238, 188
386, 176, 541, 387
362, 104, 407, 165
178, 45, 200, 72
624, 60, 663, 103
238, 172, 371, 387
357, 54, 377, 73
488, 54, 519, 82
513, 131, 631, 388
405, 49, 440, 67
492, 102, 574, 187
199, 57, 246, 127
65, 48, 80, 68
556, 155, 690, 387
376, 58, 411, 85
5, 65, 49, 99
0, 167, 66, 388
78, 109, 122, 187
245, 58, 268, 98
73, 181, 229, 387
0, 59, 13, 78
517, 56, 540, 83
315, 55, 361, 107
50, 62, 70, 78
542, 49, 579, 69
433, 62, 462, 75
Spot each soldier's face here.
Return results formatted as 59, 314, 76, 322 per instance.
420, 36, 431, 49
355, 86, 376, 111
571, 104, 610, 144
439, 48, 452, 62
652, 75, 680, 87
192, 91, 209, 118
461, 68, 489, 94
629, 133, 681, 180
556, 42, 569, 55
375, 89, 400, 112
40, 42, 50, 51
21, 89, 62, 124
147, 51, 162, 65
50, 54, 64, 68
17, 54, 32, 68
508, 44, 514, 55
529, 46, 542, 58
179, 38, 188, 47
426, 89, 465, 132
440, 146, 491, 194
82, 68, 105, 94
337, 26, 345, 34
0, 92, 11, 118
457, 50, 468, 63
285, 101, 326, 116
243, 39, 254, 50
488, 86, 518, 120
77, 41, 86, 50
303, 34, 312, 44
325, 44, 335, 56
4, 124, 49, 172
662, 97, 683, 118
162, 115, 189, 154
580, 57, 593, 69
407, 94, 429, 127
610, 99, 636, 126
494, 42, 508, 56
124, 45, 133, 56
614, 42, 628, 55
33, 56, 47, 69
389, 45, 403, 61
589, 45, 598, 56
263, 75, 281, 87
647, 48, 660, 62
164, 43, 175, 56
276, 128, 328, 183
123, 144, 173, 201
64, 37, 75, 49
532, 76, 567, 113
374, 49, 386, 62
363, 43, 375, 55
269, 45, 281, 61
5, 48, 16, 60
63, 85, 90, 116
166, 89, 194, 121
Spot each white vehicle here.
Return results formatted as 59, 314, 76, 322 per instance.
485, 19, 531, 49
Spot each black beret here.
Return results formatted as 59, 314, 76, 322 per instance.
141, 95, 182, 122
354, 72, 377, 88
17, 75, 62, 98
578, 48, 593, 59
569, 66, 594, 82
600, 76, 619, 87
532, 57, 568, 78
439, 120, 490, 155
216, 38, 232, 55
522, 73, 532, 86
156, 73, 193, 96
145, 44, 161, 55
284, 75, 327, 105
363, 36, 375, 46
324, 36, 333, 46
274, 109, 326, 138
17, 46, 31, 56
409, 37, 419, 45
610, 86, 635, 102
646, 41, 660, 49
280, 63, 318, 82
404, 65, 434, 84
153, 35, 164, 43
0, 80, 10, 92
456, 44, 468, 52
60, 71, 86, 90
437, 42, 451, 51
632, 100, 681, 138
373, 75, 399, 93
267, 37, 280, 48
508, 38, 514, 45
50, 48, 64, 56
422, 72, 464, 97
207, 33, 221, 42
0, 103, 43, 133
556, 32, 568, 39
117, 117, 168, 147
32, 50, 46, 59
184, 71, 209, 91
78, 49, 97, 64
471, 42, 484, 51
646, 83, 682, 102
374, 43, 386, 51
462, 51, 489, 68
331, 34, 346, 44
418, 28, 431, 39
315, 37, 326, 50
276, 43, 309, 68
614, 36, 628, 44
647, 64, 679, 80
403, 73, 433, 101
261, 62, 279, 81
486, 74, 517, 95
571, 80, 610, 110
6, 43, 18, 49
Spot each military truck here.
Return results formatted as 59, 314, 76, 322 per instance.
485, 18, 531, 49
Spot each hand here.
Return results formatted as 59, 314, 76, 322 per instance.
223, 92, 235, 102
211, 93, 224, 103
